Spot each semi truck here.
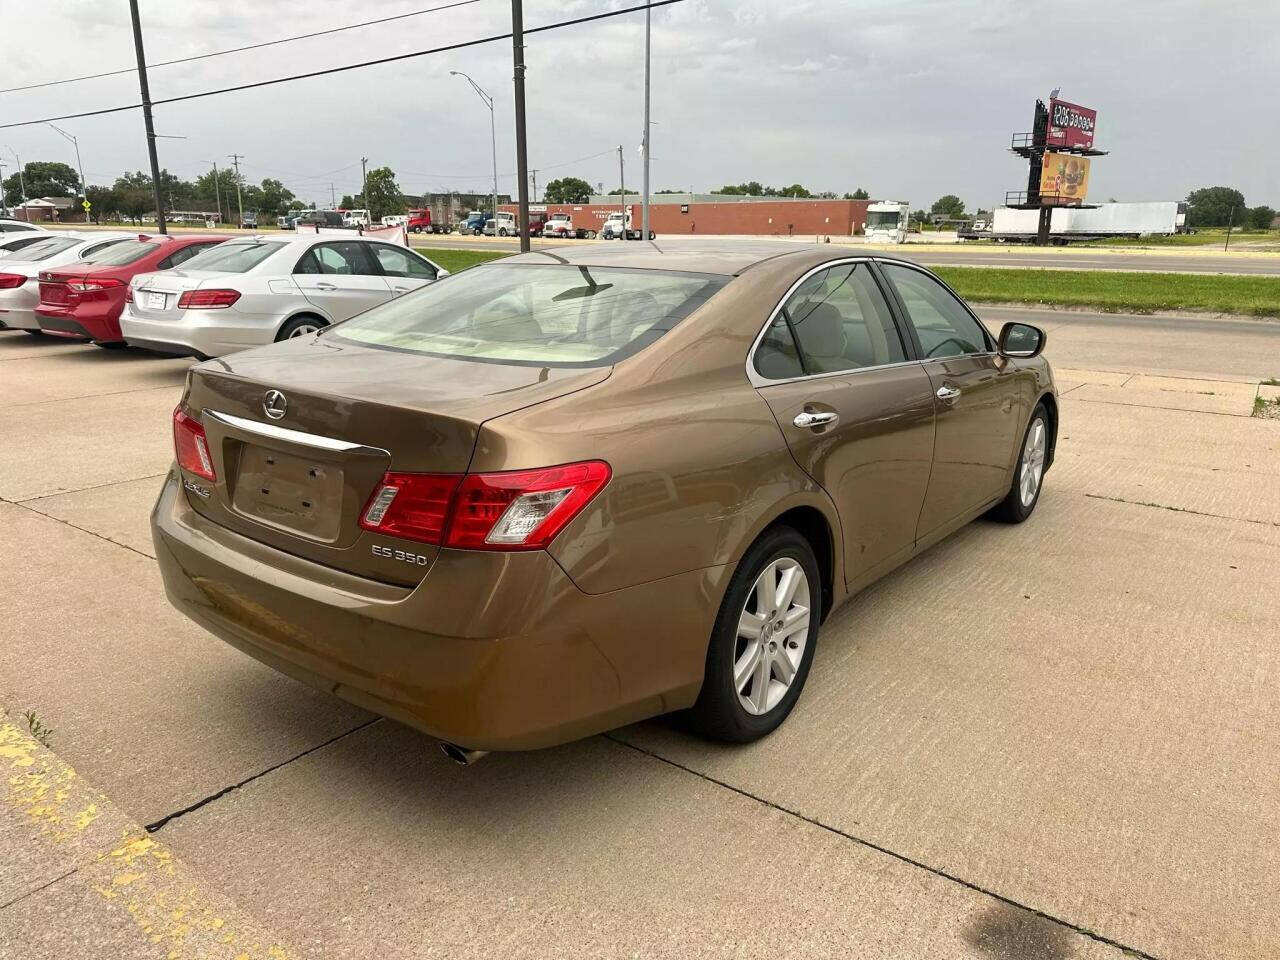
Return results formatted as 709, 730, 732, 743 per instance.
974, 202, 1187, 243
864, 201, 909, 243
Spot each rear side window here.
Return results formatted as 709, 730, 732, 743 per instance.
760, 262, 906, 378
331, 263, 726, 366
181, 241, 284, 273
79, 240, 157, 266
295, 241, 378, 276
881, 263, 990, 359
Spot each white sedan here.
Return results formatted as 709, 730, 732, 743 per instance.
120, 233, 446, 359
0, 232, 136, 333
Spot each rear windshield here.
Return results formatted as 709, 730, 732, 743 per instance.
330, 263, 727, 366
79, 239, 157, 266
180, 240, 283, 273
8, 236, 82, 262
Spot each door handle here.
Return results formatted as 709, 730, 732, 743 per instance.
315, 281, 338, 290
793, 410, 839, 428
392, 285, 412, 293
936, 385, 962, 402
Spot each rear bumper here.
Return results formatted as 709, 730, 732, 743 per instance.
151, 471, 724, 750
120, 304, 275, 359
35, 299, 123, 341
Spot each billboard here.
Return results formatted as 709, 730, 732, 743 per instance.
1047, 98, 1097, 150
1039, 152, 1091, 205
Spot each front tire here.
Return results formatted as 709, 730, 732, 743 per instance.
990, 401, 1049, 523
686, 525, 821, 743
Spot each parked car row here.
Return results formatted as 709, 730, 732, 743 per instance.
0, 232, 446, 358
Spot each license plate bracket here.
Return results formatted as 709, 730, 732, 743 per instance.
146, 291, 167, 310
231, 445, 343, 541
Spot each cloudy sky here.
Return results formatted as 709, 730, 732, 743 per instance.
3, 0, 1277, 210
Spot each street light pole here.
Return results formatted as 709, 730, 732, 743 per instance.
47, 124, 87, 224
4, 146, 26, 208
128, 0, 167, 234
202, 160, 222, 224
641, 0, 651, 241
450, 71, 498, 242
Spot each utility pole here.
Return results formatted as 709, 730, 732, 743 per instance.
511, 0, 531, 252
330, 183, 336, 209
128, 0, 167, 234
617, 145, 626, 237
228, 153, 244, 228
360, 156, 369, 207
0, 162, 6, 217
530, 169, 537, 203
641, 0, 651, 241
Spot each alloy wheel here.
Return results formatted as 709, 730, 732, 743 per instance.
735, 558, 810, 715
1020, 416, 1047, 507
288, 322, 321, 338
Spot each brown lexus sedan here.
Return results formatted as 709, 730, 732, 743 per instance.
153, 241, 1056, 758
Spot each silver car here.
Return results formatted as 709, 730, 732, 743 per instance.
0, 232, 136, 332
119, 234, 447, 359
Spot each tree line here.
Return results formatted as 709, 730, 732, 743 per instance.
1, 160, 410, 224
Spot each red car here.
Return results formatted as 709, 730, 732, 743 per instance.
35, 234, 227, 346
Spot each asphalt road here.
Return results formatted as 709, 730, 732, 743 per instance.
408, 234, 1280, 275
2, 307, 1279, 958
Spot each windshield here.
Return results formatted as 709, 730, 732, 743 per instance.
6, 236, 82, 262
78, 239, 158, 266
866, 211, 902, 228
331, 263, 727, 366
180, 240, 283, 273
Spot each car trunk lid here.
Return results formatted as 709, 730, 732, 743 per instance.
180, 335, 610, 584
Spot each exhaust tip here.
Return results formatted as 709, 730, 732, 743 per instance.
439, 742, 488, 766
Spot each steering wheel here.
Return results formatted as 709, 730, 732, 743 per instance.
925, 337, 970, 358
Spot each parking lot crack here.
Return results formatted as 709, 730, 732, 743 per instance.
605, 733, 1162, 960
144, 718, 380, 833
7, 499, 157, 561
1079, 492, 1280, 527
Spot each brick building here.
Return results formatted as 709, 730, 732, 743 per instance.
498, 196, 874, 236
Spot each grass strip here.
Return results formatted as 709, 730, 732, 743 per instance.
933, 267, 1280, 318
418, 248, 510, 273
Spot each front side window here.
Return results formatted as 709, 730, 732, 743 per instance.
769, 262, 906, 376
331, 263, 726, 366
881, 263, 990, 359
182, 240, 283, 273
370, 244, 437, 279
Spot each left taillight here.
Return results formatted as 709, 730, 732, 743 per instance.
172, 407, 216, 482
178, 288, 240, 309
0, 274, 26, 289
358, 460, 611, 551
125, 284, 134, 303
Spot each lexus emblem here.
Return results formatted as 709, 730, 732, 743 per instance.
262, 389, 288, 420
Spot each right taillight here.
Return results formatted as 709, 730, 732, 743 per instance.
178, 288, 240, 309
125, 284, 134, 303
172, 407, 216, 482
358, 460, 610, 551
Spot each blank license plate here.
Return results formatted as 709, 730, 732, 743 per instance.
146, 291, 167, 309
231, 445, 343, 541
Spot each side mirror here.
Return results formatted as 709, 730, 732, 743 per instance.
998, 321, 1045, 359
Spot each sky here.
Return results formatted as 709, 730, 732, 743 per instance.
2, 0, 1277, 211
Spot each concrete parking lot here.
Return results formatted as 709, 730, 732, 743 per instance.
2, 306, 1278, 959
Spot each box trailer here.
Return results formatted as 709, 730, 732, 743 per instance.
980, 202, 1187, 243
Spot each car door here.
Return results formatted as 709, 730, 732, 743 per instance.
292, 240, 392, 321
877, 261, 1022, 538
367, 242, 440, 298
752, 260, 936, 588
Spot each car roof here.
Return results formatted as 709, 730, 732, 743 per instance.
503, 239, 924, 277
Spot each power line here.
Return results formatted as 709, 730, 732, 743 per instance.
0, 0, 684, 131
0, 0, 484, 96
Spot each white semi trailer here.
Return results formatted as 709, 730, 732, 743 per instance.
980, 201, 1187, 243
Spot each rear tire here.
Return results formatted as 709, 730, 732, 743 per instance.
275, 315, 328, 342
686, 525, 821, 743
989, 401, 1049, 523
